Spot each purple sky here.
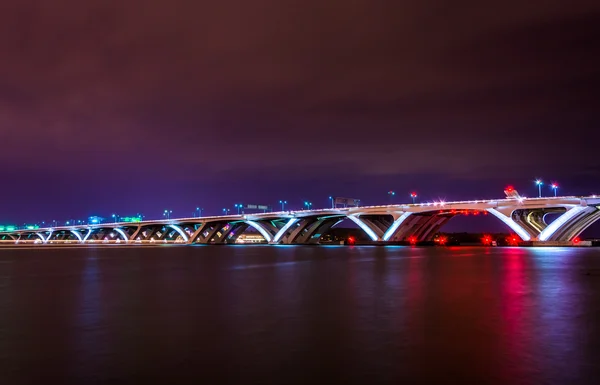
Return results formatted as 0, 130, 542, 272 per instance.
1, 1, 599, 232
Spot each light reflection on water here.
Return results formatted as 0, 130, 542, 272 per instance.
1, 246, 600, 384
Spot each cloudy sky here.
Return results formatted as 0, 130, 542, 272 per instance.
1, 0, 599, 224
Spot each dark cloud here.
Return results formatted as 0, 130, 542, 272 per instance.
1, 0, 599, 219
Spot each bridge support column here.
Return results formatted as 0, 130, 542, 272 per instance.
538, 205, 599, 242
347, 215, 382, 242
486, 208, 534, 241
382, 212, 412, 241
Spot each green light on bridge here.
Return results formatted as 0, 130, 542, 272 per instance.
25, 225, 40, 230
0, 225, 16, 231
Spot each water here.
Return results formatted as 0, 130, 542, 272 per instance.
1, 245, 600, 385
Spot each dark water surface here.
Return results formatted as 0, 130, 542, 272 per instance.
1, 245, 600, 385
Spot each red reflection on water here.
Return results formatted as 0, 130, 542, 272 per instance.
499, 248, 531, 380
503, 248, 526, 324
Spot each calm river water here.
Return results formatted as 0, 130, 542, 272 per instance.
1, 245, 600, 385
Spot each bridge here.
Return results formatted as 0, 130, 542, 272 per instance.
1, 195, 599, 246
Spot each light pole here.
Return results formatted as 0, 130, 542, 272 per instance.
222, 208, 230, 215
551, 183, 558, 197
279, 200, 287, 211
112, 213, 118, 223
196, 207, 203, 218
388, 191, 395, 204
163, 209, 172, 220
410, 192, 418, 204
304, 201, 312, 210
535, 179, 543, 197
234, 204, 242, 214
329, 196, 334, 209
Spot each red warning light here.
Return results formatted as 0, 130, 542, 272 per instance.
506, 186, 514, 192
408, 236, 418, 245
572, 237, 580, 244
482, 235, 492, 245
436, 235, 447, 245
347, 236, 356, 245
507, 235, 520, 246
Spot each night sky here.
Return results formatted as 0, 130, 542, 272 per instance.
1, 1, 599, 228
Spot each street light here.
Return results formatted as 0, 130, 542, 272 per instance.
234, 204, 243, 214
279, 200, 287, 211
112, 213, 118, 223
222, 208, 230, 215
410, 192, 418, 204
163, 209, 172, 220
329, 196, 334, 209
196, 207, 203, 218
304, 201, 312, 210
535, 179, 543, 197
551, 183, 558, 197
388, 191, 395, 204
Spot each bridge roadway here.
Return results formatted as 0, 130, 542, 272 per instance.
1, 196, 599, 246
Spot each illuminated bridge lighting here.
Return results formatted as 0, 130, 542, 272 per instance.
486, 208, 531, 241
113, 228, 129, 243
347, 215, 379, 242
245, 220, 273, 242
538, 206, 587, 242
168, 225, 189, 242
1, 196, 599, 246
273, 218, 299, 243
383, 212, 412, 241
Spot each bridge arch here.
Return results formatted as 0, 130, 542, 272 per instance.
113, 228, 129, 242
70, 230, 83, 242
486, 208, 532, 241
378, 208, 535, 242
244, 220, 273, 243
538, 205, 600, 241
168, 224, 189, 242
